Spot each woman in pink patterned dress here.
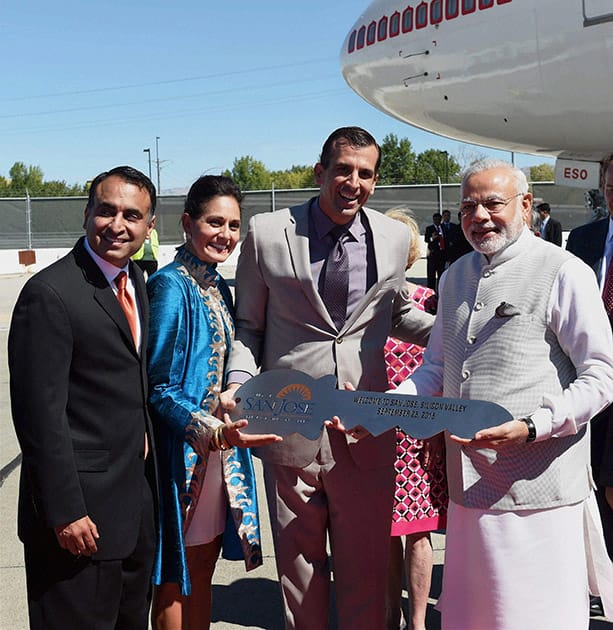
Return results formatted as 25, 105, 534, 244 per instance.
384, 209, 448, 630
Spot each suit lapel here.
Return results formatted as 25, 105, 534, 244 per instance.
343, 278, 384, 331
284, 203, 401, 333
94, 284, 138, 353
286, 200, 336, 325
367, 207, 394, 282
586, 220, 609, 283
342, 208, 390, 329
130, 261, 149, 341
129, 262, 151, 416
75, 239, 140, 354
595, 220, 609, 283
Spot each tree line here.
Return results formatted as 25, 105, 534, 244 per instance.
221, 134, 467, 190
0, 162, 87, 197
222, 135, 553, 190
2, 134, 554, 197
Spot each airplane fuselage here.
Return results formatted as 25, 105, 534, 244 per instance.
341, 0, 613, 163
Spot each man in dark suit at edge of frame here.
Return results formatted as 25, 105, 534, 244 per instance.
566, 156, 613, 616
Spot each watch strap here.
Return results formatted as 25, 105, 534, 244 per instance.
519, 416, 537, 442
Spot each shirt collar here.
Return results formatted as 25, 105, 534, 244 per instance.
83, 237, 130, 286
311, 198, 363, 241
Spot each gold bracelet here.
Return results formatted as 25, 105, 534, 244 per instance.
210, 425, 224, 451
209, 425, 231, 452
210, 428, 219, 451
218, 425, 230, 451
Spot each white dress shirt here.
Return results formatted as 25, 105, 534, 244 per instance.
83, 238, 143, 350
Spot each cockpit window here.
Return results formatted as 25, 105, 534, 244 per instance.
348, 30, 357, 53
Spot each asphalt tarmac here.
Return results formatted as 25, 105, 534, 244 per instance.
0, 264, 444, 630
1, 263, 610, 629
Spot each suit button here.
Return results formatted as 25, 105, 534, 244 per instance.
336, 337, 343, 344
483, 270, 492, 278
467, 336, 476, 345
462, 369, 471, 380
474, 301, 484, 311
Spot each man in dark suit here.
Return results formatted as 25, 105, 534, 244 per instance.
536, 202, 563, 246
9, 166, 158, 629
440, 209, 455, 261
566, 157, 613, 568
442, 208, 470, 265
425, 212, 446, 289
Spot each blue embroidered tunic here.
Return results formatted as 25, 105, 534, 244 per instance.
147, 245, 262, 595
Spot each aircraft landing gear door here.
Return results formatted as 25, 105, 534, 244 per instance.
583, 0, 613, 26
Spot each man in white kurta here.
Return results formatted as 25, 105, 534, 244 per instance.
394, 159, 613, 629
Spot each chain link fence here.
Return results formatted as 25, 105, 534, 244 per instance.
0, 183, 593, 250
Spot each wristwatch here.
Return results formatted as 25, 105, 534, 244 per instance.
518, 416, 536, 443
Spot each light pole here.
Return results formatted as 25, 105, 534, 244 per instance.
143, 148, 152, 180
441, 150, 449, 183
422, 161, 444, 214
155, 136, 161, 193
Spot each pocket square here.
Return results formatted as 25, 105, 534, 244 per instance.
495, 301, 521, 318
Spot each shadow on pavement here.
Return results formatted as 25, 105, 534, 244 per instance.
212, 578, 284, 629
210, 563, 444, 629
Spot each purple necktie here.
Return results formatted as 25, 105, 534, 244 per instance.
322, 225, 349, 329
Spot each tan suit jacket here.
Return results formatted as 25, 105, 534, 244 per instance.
228, 198, 433, 468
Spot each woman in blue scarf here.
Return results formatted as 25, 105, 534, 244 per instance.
147, 175, 281, 629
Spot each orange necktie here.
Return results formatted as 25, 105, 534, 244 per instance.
115, 271, 138, 345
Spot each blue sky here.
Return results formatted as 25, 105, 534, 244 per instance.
2, 1, 551, 192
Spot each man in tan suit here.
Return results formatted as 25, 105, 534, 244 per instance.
222, 127, 433, 629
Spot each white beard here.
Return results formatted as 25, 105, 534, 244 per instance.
466, 213, 525, 256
